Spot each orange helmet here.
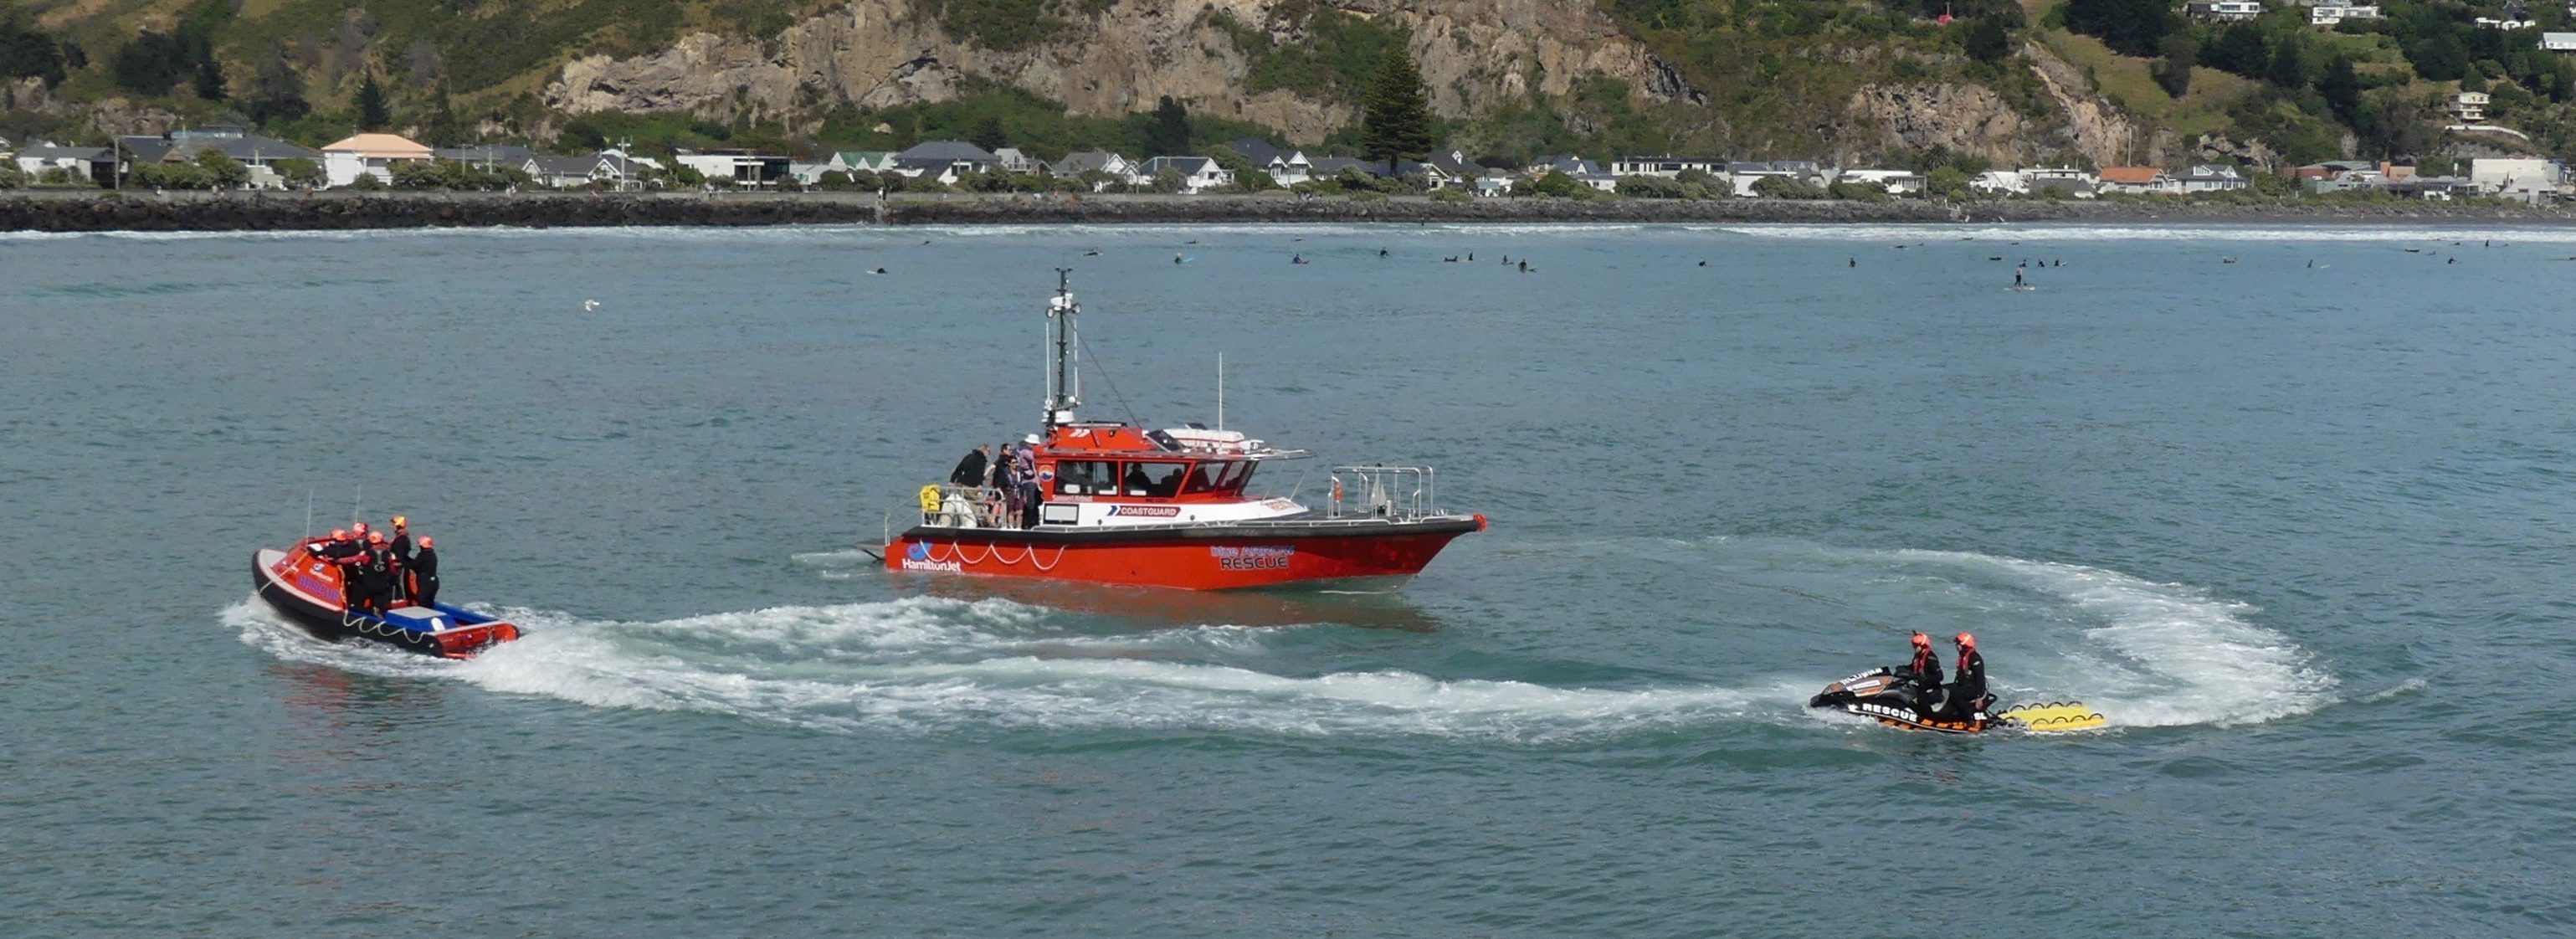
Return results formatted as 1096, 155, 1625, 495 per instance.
1954, 632, 1976, 649
392, 516, 407, 528
367, 531, 386, 544
417, 536, 433, 549
1910, 632, 1931, 649
331, 528, 349, 540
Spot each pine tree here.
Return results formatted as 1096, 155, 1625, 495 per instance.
355, 71, 388, 131
1142, 96, 1189, 156
1360, 43, 1433, 177
192, 54, 226, 100
970, 114, 1008, 153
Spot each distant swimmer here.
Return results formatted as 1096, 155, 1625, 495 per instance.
1083, 249, 1100, 256
1379, 247, 1389, 258
1291, 254, 1308, 264
1848, 257, 1856, 267
1697, 260, 1708, 267
1174, 253, 1184, 264
1517, 259, 1531, 272
1467, 252, 1474, 261
871, 266, 888, 275
2448, 257, 2460, 264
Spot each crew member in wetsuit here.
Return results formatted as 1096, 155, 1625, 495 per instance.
354, 531, 394, 614
1900, 632, 1943, 713
387, 516, 412, 603
408, 536, 439, 607
1945, 632, 1987, 720
321, 529, 361, 607
949, 445, 990, 488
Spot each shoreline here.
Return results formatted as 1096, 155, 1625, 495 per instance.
5, 189, 2574, 232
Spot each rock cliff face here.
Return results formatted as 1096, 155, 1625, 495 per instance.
1840, 43, 2151, 169
544, 0, 1696, 143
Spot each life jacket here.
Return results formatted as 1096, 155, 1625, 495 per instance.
1909, 647, 1937, 675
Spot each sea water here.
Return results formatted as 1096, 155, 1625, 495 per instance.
3, 222, 2571, 936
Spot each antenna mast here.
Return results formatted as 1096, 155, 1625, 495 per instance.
1044, 268, 1081, 428
1216, 351, 1224, 431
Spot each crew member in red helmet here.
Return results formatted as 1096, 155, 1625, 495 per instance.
1945, 633, 1988, 720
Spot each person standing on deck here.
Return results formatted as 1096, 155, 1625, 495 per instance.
408, 537, 441, 607
949, 445, 991, 488
387, 516, 413, 603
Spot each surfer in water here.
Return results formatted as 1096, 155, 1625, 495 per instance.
2014, 262, 2027, 288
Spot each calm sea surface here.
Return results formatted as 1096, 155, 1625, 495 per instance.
4, 221, 2573, 936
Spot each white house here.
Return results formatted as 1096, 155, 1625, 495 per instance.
1969, 169, 2029, 195
2311, 3, 2382, 25
1226, 138, 1311, 186
13, 142, 110, 184
1135, 156, 1234, 193
2450, 91, 2491, 122
1837, 167, 1926, 195
321, 133, 433, 187
2178, 164, 2250, 192
675, 148, 792, 186
991, 147, 1045, 175
1609, 155, 1726, 177
2096, 166, 2178, 194
526, 154, 623, 189
1051, 150, 1142, 190
2543, 32, 2576, 51
2471, 156, 2561, 203
2189, 0, 2265, 22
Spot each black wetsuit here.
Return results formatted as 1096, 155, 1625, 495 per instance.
388, 531, 413, 601
949, 449, 988, 486
1904, 647, 1944, 712
410, 546, 440, 607
359, 546, 394, 613
1947, 648, 1988, 718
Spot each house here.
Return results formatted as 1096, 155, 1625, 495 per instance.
991, 147, 1045, 175
13, 143, 113, 186
434, 144, 535, 167
2096, 166, 2177, 194
1527, 155, 1606, 177
1970, 169, 2028, 195
2310, 3, 2382, 25
675, 148, 791, 186
1419, 149, 1484, 189
2471, 156, 2561, 203
321, 132, 434, 187
525, 154, 623, 188
891, 140, 1000, 177
1226, 138, 1311, 185
2188, 0, 2264, 22
2178, 164, 2250, 192
2544, 32, 2576, 51
1837, 167, 1927, 195
1727, 161, 1835, 196
2450, 91, 2491, 122
122, 126, 321, 188
1135, 156, 1234, 192
1609, 155, 1726, 177
1051, 150, 1140, 189
1474, 174, 1516, 197
833, 151, 897, 174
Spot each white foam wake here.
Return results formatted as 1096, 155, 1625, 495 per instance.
1881, 550, 2335, 727
1708, 223, 2576, 244
223, 597, 1773, 741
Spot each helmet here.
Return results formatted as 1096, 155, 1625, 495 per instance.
331, 528, 349, 540
392, 515, 407, 528
367, 531, 386, 544
417, 536, 433, 549
1910, 632, 1930, 648
352, 521, 369, 534
1954, 632, 1976, 649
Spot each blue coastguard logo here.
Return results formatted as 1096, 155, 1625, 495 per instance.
907, 541, 930, 561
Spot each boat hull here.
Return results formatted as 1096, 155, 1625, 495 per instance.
884, 516, 1483, 591
251, 546, 520, 659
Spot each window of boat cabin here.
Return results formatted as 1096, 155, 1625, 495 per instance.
1123, 462, 1189, 498
1055, 460, 1113, 496
1183, 459, 1252, 496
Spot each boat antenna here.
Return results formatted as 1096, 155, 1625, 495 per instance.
352, 485, 361, 526
1044, 268, 1081, 429
304, 490, 315, 540
1216, 351, 1224, 432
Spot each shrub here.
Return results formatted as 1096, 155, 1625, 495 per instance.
1428, 186, 1470, 202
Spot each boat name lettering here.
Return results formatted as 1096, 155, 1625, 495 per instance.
1210, 545, 1295, 570
899, 558, 965, 573
1108, 505, 1180, 517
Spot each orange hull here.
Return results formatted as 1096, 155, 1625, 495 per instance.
885, 518, 1481, 590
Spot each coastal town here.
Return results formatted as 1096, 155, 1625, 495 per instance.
7, 126, 2569, 205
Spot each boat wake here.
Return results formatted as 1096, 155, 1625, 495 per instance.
223, 596, 1777, 742
221, 546, 2329, 739
1859, 549, 2335, 728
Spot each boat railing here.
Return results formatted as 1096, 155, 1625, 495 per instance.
919, 483, 1021, 529
1326, 465, 1438, 521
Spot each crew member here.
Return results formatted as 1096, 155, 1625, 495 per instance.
1946, 632, 1987, 720
387, 516, 413, 603
1901, 631, 1942, 686
408, 536, 440, 607
352, 531, 393, 614
949, 445, 991, 487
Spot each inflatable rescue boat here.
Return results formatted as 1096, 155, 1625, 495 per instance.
1809, 667, 2104, 734
251, 539, 521, 659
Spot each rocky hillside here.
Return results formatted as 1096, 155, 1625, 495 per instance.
0, 0, 2408, 167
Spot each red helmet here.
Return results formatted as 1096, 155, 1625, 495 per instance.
367, 531, 386, 544
1910, 632, 1931, 649
417, 536, 433, 549
1954, 632, 1976, 649
331, 528, 349, 540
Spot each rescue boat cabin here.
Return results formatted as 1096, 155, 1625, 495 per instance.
1018, 422, 1309, 528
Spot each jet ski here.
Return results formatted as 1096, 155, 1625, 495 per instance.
1809, 667, 2104, 734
